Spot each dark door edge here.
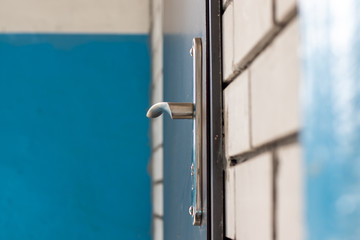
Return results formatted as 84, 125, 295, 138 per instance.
206, 0, 224, 239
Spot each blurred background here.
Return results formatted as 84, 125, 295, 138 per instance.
0, 0, 151, 239
2, 0, 360, 240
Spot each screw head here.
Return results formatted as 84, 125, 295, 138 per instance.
189, 206, 194, 216
189, 47, 193, 56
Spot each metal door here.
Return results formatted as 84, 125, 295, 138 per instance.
161, 0, 222, 239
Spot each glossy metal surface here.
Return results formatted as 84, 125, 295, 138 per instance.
147, 102, 194, 119
190, 38, 203, 225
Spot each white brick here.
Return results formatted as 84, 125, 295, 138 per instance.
152, 45, 163, 84
152, 147, 163, 182
151, 0, 163, 50
222, 0, 229, 8
222, 2, 234, 81
250, 20, 300, 147
275, 0, 297, 23
151, 0, 163, 83
235, 152, 272, 240
151, 73, 163, 105
151, 117, 163, 149
152, 0, 162, 12
224, 71, 250, 158
225, 167, 236, 239
153, 183, 163, 216
153, 218, 164, 240
277, 144, 304, 240
233, 0, 273, 65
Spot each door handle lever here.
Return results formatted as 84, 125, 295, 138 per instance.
146, 102, 194, 119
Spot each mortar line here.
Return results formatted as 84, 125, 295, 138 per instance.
229, 132, 298, 166
222, 0, 234, 14
223, 12, 298, 88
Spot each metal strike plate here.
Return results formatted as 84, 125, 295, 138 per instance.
146, 37, 203, 226
189, 38, 202, 226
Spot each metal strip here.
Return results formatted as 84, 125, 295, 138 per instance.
190, 37, 203, 225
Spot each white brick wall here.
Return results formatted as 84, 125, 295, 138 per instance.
222, 0, 303, 238
151, 117, 163, 149
277, 144, 304, 240
222, 0, 230, 8
153, 217, 164, 240
275, 0, 297, 23
153, 183, 164, 216
250, 19, 300, 147
233, 0, 274, 67
151, 0, 163, 48
224, 70, 251, 157
150, 0, 164, 239
151, 147, 163, 182
151, 75, 163, 106
225, 167, 236, 239
235, 152, 273, 240
222, 2, 234, 81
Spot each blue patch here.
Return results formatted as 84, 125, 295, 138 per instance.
300, 2, 360, 239
0, 34, 151, 239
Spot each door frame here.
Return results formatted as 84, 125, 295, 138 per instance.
207, 0, 224, 239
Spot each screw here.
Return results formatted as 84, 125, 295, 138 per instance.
190, 163, 194, 176
189, 47, 193, 56
189, 206, 194, 216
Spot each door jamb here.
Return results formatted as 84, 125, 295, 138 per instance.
207, 0, 224, 239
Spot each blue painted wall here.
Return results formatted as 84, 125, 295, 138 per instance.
0, 35, 151, 239
300, 1, 360, 239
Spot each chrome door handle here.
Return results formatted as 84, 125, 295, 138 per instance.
146, 102, 194, 119
146, 38, 203, 226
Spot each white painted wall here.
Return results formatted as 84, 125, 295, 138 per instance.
0, 0, 149, 33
